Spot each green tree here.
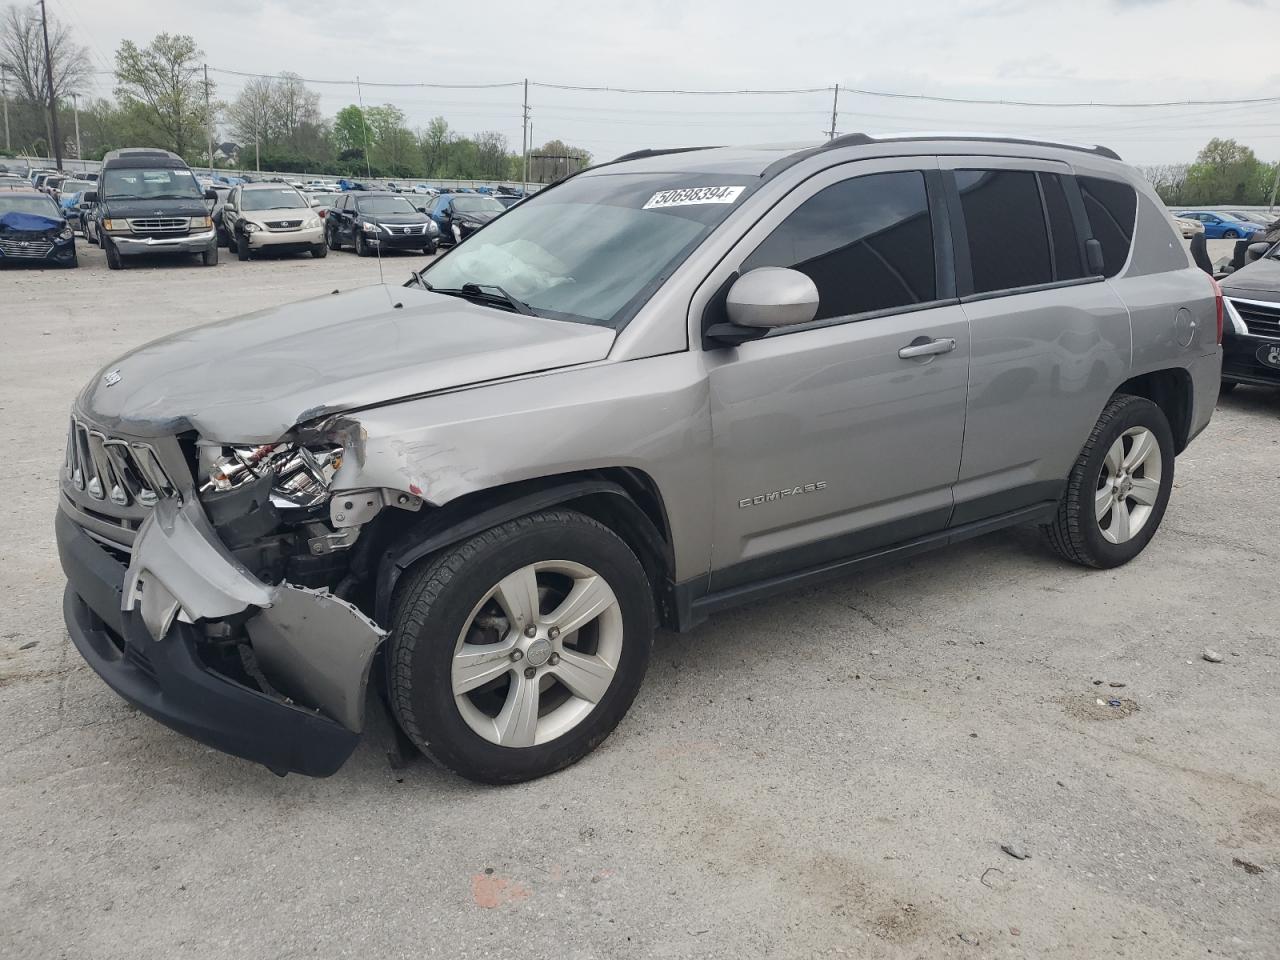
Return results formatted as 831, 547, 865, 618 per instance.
333, 105, 369, 153
1182, 138, 1272, 205
113, 33, 210, 158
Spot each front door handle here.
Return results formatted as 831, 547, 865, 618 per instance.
898, 337, 957, 359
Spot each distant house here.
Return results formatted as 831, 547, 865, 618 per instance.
214, 142, 240, 163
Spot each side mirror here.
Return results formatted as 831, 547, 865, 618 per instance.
83, 191, 97, 204
1246, 241, 1271, 263
204, 188, 218, 201
417, 206, 427, 213
726, 267, 820, 328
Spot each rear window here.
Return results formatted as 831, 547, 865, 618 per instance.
956, 169, 1053, 293
1078, 176, 1137, 277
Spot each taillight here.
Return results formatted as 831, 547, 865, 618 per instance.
1209, 275, 1224, 345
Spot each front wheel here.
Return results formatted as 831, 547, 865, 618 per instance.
104, 237, 123, 270
355, 231, 371, 257
1042, 394, 1174, 569
311, 242, 327, 259
1224, 229, 1240, 239
388, 510, 654, 784
202, 243, 218, 266
236, 231, 251, 261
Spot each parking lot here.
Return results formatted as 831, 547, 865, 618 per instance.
1, 239, 1278, 959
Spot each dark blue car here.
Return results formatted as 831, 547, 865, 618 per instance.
0, 189, 77, 267
1176, 210, 1267, 240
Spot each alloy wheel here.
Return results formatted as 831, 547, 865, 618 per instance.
451, 560, 624, 747
1095, 426, 1162, 544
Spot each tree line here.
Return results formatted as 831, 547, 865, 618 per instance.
0, 7, 590, 181
1139, 139, 1280, 208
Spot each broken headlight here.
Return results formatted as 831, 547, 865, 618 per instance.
200, 442, 343, 509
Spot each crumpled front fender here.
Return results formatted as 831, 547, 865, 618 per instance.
122, 496, 386, 732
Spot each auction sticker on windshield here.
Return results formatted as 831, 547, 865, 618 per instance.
643, 186, 745, 210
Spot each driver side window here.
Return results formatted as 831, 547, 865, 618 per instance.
740, 170, 936, 323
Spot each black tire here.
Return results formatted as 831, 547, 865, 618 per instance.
104, 237, 123, 270
66, 255, 79, 268
1224, 229, 1240, 239
236, 231, 251, 261
326, 226, 341, 251
389, 509, 654, 784
1042, 394, 1175, 569
311, 242, 327, 259
202, 243, 218, 266
423, 241, 437, 255
1219, 381, 1238, 396
355, 231, 370, 257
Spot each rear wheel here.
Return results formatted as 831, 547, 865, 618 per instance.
389, 510, 654, 784
326, 226, 341, 251
1042, 394, 1174, 569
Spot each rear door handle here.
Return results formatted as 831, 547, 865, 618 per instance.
898, 337, 957, 359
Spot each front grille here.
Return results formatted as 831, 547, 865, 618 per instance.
387, 225, 424, 236
265, 220, 302, 231
1229, 298, 1280, 339
65, 418, 177, 508
0, 237, 53, 258
128, 218, 187, 233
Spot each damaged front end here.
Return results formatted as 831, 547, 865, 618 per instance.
56, 417, 421, 776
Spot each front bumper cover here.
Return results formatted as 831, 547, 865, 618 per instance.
110, 229, 216, 255
247, 226, 323, 249
56, 496, 386, 777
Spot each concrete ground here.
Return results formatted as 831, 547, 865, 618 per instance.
1, 239, 1277, 960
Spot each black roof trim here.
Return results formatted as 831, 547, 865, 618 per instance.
609, 145, 724, 164
823, 132, 1122, 161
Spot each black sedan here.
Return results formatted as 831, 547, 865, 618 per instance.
325, 192, 439, 256
0, 189, 77, 267
427, 193, 506, 245
1221, 243, 1280, 391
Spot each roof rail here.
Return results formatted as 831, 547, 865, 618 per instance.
608, 145, 723, 164
822, 132, 1122, 161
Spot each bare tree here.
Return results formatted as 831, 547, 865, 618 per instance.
225, 76, 275, 164
273, 72, 320, 145
0, 4, 91, 153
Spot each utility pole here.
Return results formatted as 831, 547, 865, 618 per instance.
38, 0, 63, 169
828, 83, 840, 141
70, 92, 81, 162
521, 78, 530, 193
1, 66, 10, 154
1269, 160, 1280, 214
204, 63, 214, 177
355, 75, 372, 179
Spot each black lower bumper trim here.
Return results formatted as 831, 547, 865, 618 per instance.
56, 509, 359, 777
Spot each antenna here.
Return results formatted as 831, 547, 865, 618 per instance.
355, 75, 385, 288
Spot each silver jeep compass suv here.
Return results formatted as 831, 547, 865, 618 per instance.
56, 134, 1222, 783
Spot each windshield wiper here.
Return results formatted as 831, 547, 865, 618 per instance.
426, 282, 535, 316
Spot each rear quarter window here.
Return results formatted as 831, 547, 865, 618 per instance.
1078, 176, 1137, 277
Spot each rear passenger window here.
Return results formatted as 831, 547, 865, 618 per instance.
1040, 173, 1085, 281
956, 169, 1052, 293
1078, 176, 1137, 277
741, 170, 935, 321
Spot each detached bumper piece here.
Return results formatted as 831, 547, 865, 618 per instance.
56, 502, 383, 777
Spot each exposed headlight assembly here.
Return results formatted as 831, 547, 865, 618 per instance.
201, 442, 343, 509
303, 217, 321, 229
361, 221, 381, 234
243, 222, 261, 233
58, 226, 73, 240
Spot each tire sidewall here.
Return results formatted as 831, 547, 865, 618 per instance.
391, 515, 654, 783
1075, 398, 1175, 567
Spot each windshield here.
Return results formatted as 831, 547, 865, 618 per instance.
0, 195, 62, 217
421, 173, 754, 328
242, 187, 308, 211
63, 180, 93, 193
357, 196, 418, 216
452, 195, 505, 214
102, 166, 203, 201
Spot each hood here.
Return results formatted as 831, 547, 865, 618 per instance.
368, 211, 429, 225
78, 283, 616, 443
1221, 256, 1280, 300
241, 206, 313, 224
0, 211, 63, 234
100, 197, 211, 219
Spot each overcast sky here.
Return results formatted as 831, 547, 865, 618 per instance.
58, 0, 1280, 164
